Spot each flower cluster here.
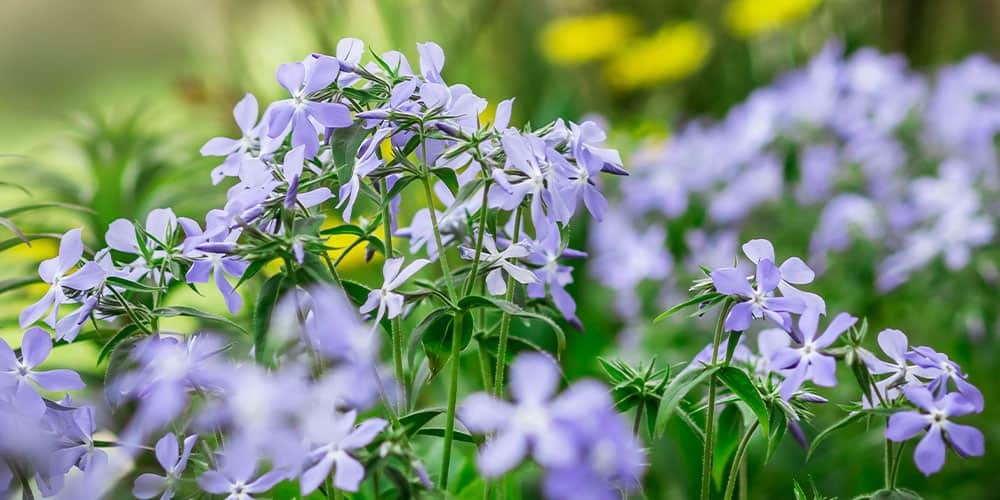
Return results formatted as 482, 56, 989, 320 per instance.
677, 237, 984, 485
459, 353, 645, 500
1, 37, 630, 498
590, 42, 1000, 328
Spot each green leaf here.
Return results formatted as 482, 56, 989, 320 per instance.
407, 307, 453, 370
400, 407, 446, 435
105, 276, 163, 293
320, 224, 367, 237
864, 488, 923, 500
0, 233, 61, 254
766, 403, 787, 462
713, 404, 743, 487
0, 277, 41, 295
422, 311, 473, 376
97, 324, 143, 365
431, 167, 459, 195
0, 216, 28, 243
253, 273, 286, 363
806, 411, 867, 460
299, 253, 338, 284
152, 306, 246, 333
331, 122, 372, 184
654, 292, 723, 322
414, 427, 476, 443
717, 366, 770, 437
234, 258, 269, 289
598, 357, 632, 385
655, 365, 720, 436
675, 401, 706, 445
457, 295, 566, 358
0, 202, 95, 219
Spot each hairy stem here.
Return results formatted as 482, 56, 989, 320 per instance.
440, 311, 464, 489
723, 421, 759, 500
701, 299, 734, 500
492, 205, 523, 397
380, 178, 406, 407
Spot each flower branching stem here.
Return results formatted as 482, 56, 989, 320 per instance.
724, 420, 759, 500
701, 298, 734, 500
493, 204, 524, 397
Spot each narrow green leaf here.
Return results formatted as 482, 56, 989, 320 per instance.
253, 273, 286, 363
0, 277, 41, 295
713, 404, 743, 487
414, 427, 476, 443
654, 292, 723, 323
97, 324, 142, 365
320, 224, 367, 237
655, 365, 720, 436
458, 295, 566, 357
152, 306, 246, 333
331, 122, 372, 184
400, 407, 447, 435
0, 202, 95, 219
0, 233, 61, 253
717, 366, 770, 437
806, 411, 866, 460
105, 276, 163, 293
766, 403, 787, 462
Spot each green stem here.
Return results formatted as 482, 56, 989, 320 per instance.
439, 311, 464, 489
884, 434, 893, 489
492, 205, 523, 397
478, 340, 493, 390
890, 439, 906, 487
633, 401, 645, 436
701, 299, 734, 500
420, 175, 458, 300
739, 453, 748, 500
723, 421, 759, 500
380, 178, 406, 406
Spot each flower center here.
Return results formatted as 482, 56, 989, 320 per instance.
930, 410, 947, 427
513, 404, 549, 434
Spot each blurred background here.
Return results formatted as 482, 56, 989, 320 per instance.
2, 0, 998, 497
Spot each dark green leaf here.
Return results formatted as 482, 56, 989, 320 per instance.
655, 365, 720, 436
97, 324, 143, 365
414, 427, 476, 443
766, 403, 787, 462
713, 404, 743, 487
717, 366, 770, 437
400, 407, 446, 435
253, 273, 286, 363
0, 202, 95, 219
320, 224, 367, 237
457, 295, 566, 358
431, 167, 459, 195
331, 122, 372, 184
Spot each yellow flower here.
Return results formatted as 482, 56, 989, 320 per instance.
540, 13, 637, 65
603, 21, 713, 91
725, 0, 822, 37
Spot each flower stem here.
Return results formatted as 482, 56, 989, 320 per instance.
884, 431, 893, 489
701, 299, 734, 500
633, 401, 645, 436
492, 205, 523, 397
439, 311, 464, 489
380, 178, 406, 406
723, 421, 759, 500
420, 175, 458, 300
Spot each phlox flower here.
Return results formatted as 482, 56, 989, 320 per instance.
886, 386, 984, 476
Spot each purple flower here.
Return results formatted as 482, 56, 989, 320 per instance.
541, 382, 645, 500
490, 133, 571, 239
861, 329, 939, 403
460, 235, 537, 295
20, 228, 106, 328
183, 220, 250, 315
0, 328, 85, 414
200, 93, 280, 184
197, 441, 285, 499
458, 353, 581, 477
133, 433, 198, 499
526, 231, 582, 328
268, 55, 353, 158
741, 238, 825, 313
886, 386, 984, 476
770, 309, 856, 400
359, 257, 429, 326
906, 345, 983, 412
338, 126, 390, 223
51, 405, 107, 474
710, 257, 807, 332
299, 411, 387, 494
281, 145, 333, 209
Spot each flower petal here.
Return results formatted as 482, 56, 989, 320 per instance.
710, 267, 753, 297
886, 411, 929, 442
459, 393, 514, 434
132, 473, 167, 499
476, 431, 527, 478
510, 352, 560, 404
742, 239, 775, 264
778, 257, 815, 284
914, 426, 946, 476
31, 369, 85, 392
21, 327, 52, 368
332, 454, 366, 492
946, 423, 984, 457
155, 433, 180, 471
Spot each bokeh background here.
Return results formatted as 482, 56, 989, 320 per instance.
2, 0, 998, 497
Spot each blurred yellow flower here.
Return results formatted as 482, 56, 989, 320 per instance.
540, 13, 637, 65
725, 0, 822, 37
603, 21, 713, 91
262, 219, 380, 277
